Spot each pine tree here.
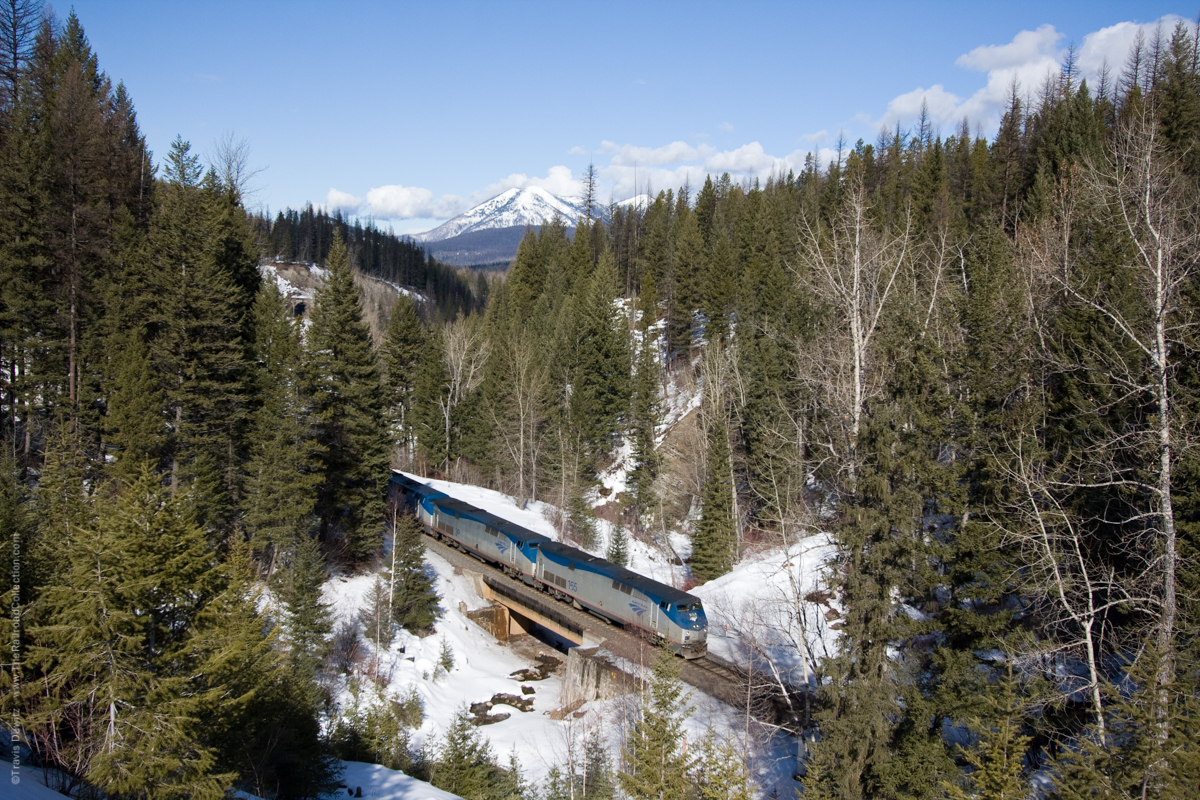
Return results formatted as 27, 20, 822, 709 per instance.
411, 329, 451, 470
391, 510, 440, 632
567, 483, 599, 550
360, 574, 396, 654
243, 279, 322, 571
25, 463, 230, 800
380, 293, 424, 455
943, 664, 1031, 800
307, 231, 389, 561
693, 729, 753, 800
276, 532, 333, 681
691, 414, 735, 581
606, 522, 629, 567
618, 646, 692, 800
627, 312, 661, 527
151, 136, 249, 533
432, 707, 501, 800
570, 249, 630, 477
102, 329, 167, 484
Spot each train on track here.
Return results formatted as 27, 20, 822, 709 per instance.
388, 472, 708, 658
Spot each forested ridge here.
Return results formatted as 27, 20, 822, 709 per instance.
1, 5, 1199, 800
251, 205, 484, 319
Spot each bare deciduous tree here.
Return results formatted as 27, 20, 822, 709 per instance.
437, 314, 491, 475
1024, 106, 1196, 738
793, 178, 912, 491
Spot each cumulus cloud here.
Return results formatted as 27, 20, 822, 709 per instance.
365, 185, 466, 219
471, 165, 582, 204
956, 24, 1061, 72
704, 142, 781, 174
875, 15, 1195, 138
1077, 16, 1192, 84
608, 140, 702, 166
325, 188, 363, 212
569, 145, 589, 155
324, 184, 466, 221
878, 84, 964, 131
719, 121, 735, 133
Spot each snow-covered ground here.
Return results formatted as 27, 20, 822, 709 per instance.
336, 761, 464, 800
7, 771, 72, 800
693, 535, 840, 687
340, 471, 840, 796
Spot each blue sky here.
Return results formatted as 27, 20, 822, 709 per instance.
69, 1, 1191, 233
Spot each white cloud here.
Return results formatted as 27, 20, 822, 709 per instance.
956, 24, 1061, 72
364, 184, 466, 219
1077, 16, 1192, 85
472, 165, 582, 204
569, 145, 588, 155
874, 15, 1196, 138
878, 84, 964, 131
719, 121, 735, 133
324, 184, 467, 221
609, 140, 701, 166
799, 129, 828, 143
704, 142, 788, 174
325, 188, 363, 212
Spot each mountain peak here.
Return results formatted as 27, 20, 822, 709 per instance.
411, 186, 587, 243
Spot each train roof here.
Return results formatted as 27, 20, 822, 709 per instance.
391, 472, 697, 607
539, 541, 700, 606
391, 472, 552, 545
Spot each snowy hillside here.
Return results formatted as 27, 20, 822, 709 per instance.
410, 187, 587, 243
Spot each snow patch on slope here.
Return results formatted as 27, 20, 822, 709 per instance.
410, 187, 586, 243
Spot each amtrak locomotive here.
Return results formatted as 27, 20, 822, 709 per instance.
388, 472, 708, 658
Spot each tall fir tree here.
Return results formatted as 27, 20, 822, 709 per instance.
307, 231, 389, 561
243, 279, 322, 571
692, 414, 735, 581
618, 646, 692, 800
380, 293, 425, 454
390, 511, 440, 632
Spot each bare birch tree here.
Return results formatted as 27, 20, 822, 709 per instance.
793, 177, 912, 491
486, 325, 548, 503
437, 314, 491, 475
1022, 105, 1197, 738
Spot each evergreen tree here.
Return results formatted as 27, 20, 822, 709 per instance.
102, 329, 166, 484
276, 532, 333, 682
627, 312, 661, 527
391, 511, 439, 632
307, 231, 389, 561
360, 574, 396, 653
151, 135, 250, 533
692, 414, 735, 581
567, 482, 599, 550
25, 463, 231, 800
380, 293, 425, 455
943, 664, 1031, 800
606, 522, 629, 567
693, 729, 753, 800
570, 249, 630, 477
432, 707, 502, 800
618, 646, 692, 800
243, 279, 322, 571
411, 328, 451, 470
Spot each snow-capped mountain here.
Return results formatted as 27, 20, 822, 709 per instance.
411, 186, 587, 243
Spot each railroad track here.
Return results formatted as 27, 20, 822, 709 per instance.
421, 530, 807, 728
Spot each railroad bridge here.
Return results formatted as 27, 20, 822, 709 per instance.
423, 532, 810, 732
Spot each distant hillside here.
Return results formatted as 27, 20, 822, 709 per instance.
421, 224, 575, 267
411, 186, 589, 243
251, 205, 482, 318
